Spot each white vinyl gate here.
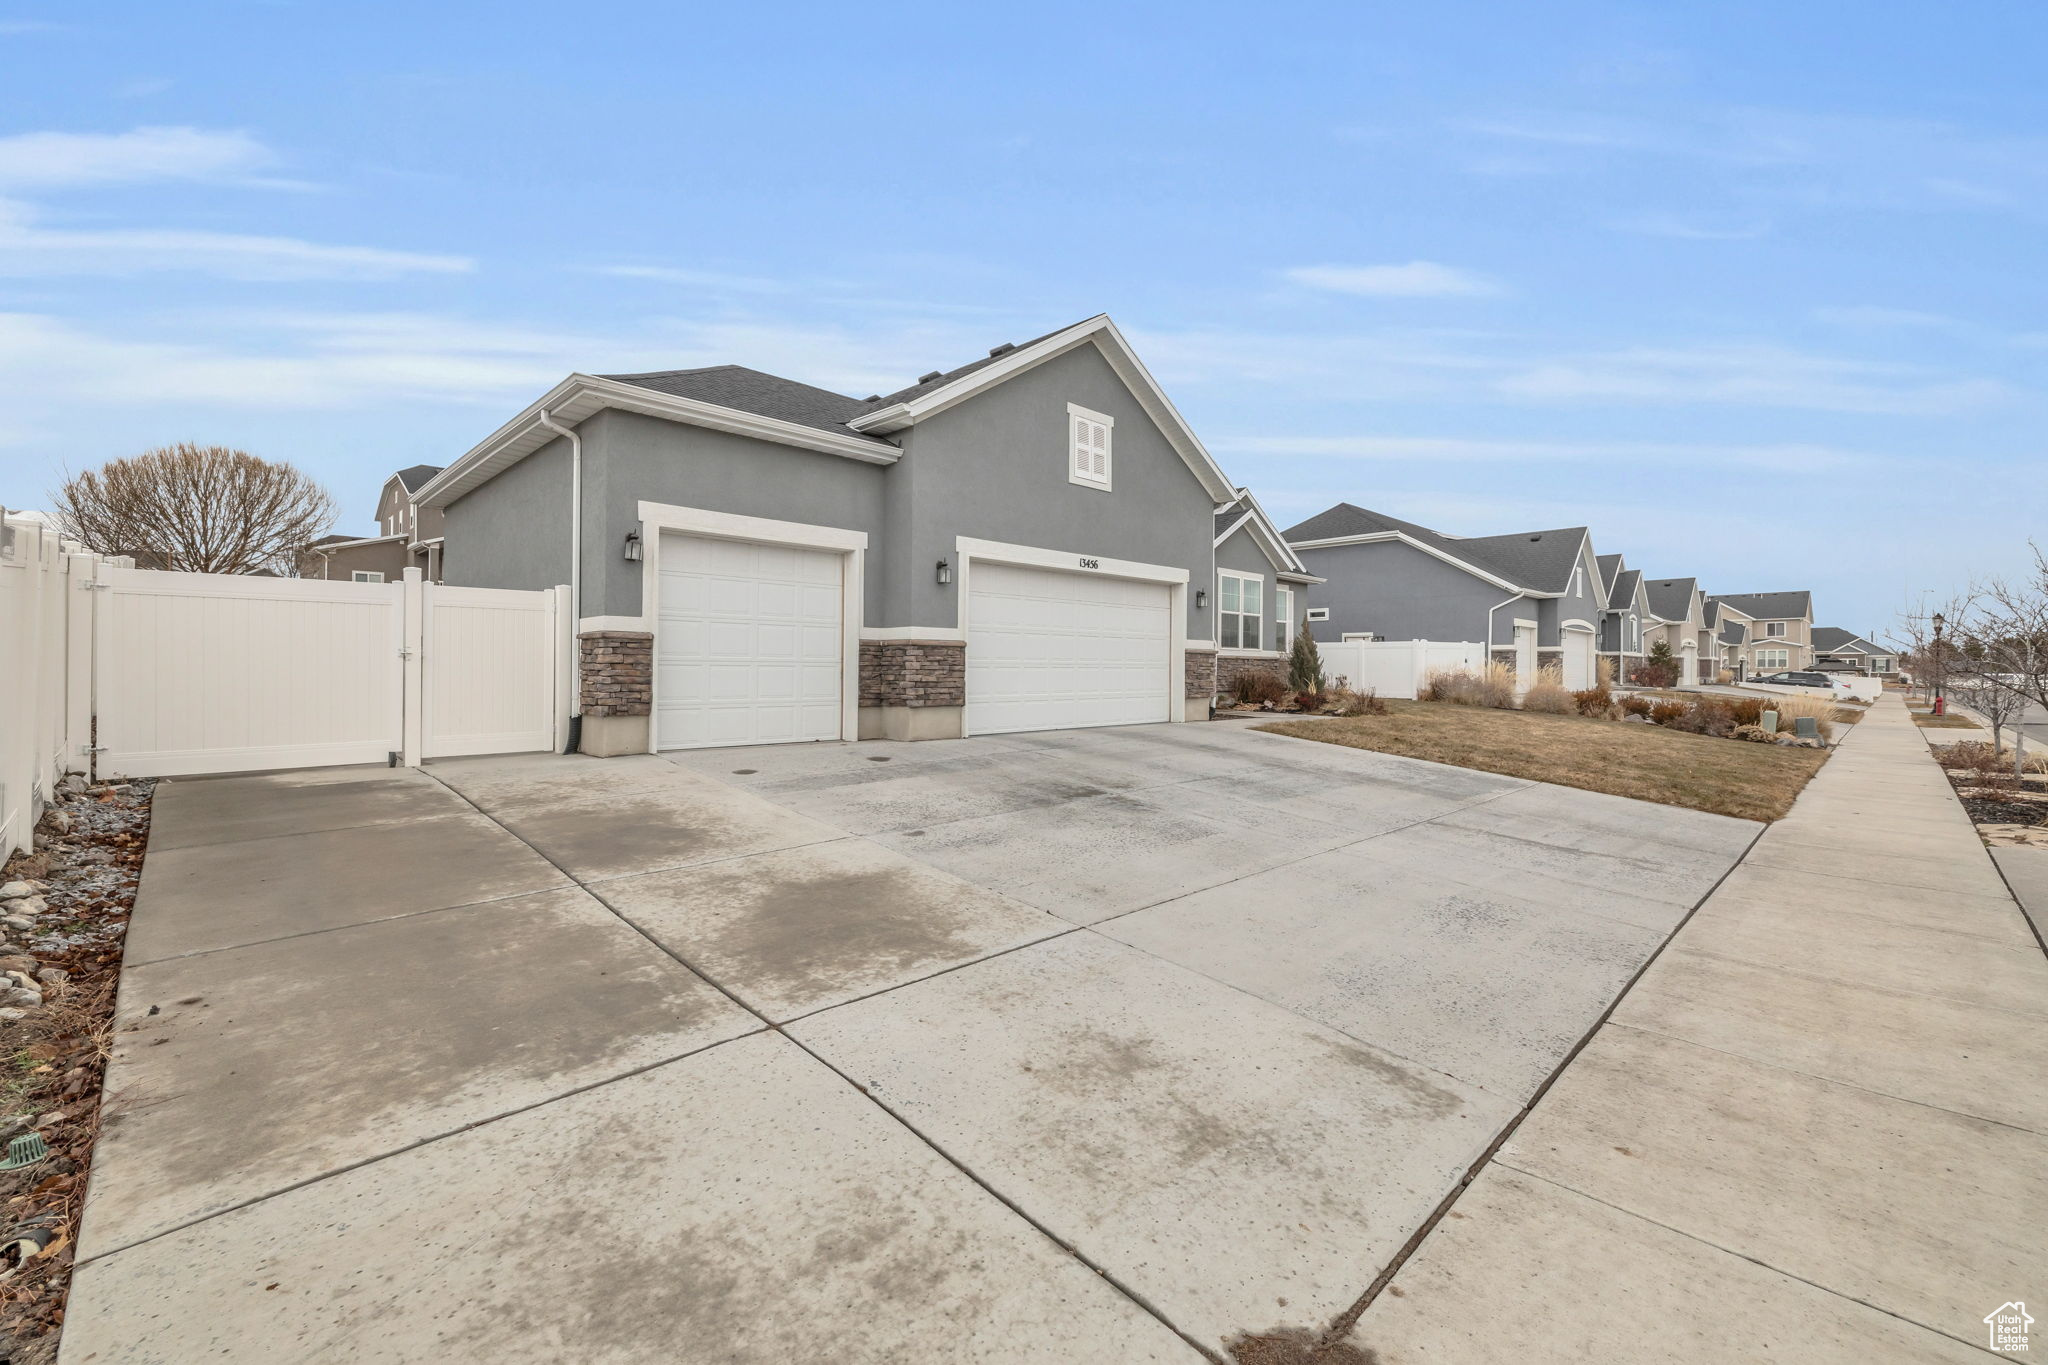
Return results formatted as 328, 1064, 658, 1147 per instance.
94, 567, 569, 780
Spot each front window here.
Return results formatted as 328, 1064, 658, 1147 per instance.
1765, 621, 1786, 637
1274, 586, 1293, 652
1219, 570, 1262, 650
1628, 614, 1638, 648
351, 570, 385, 583
1756, 647, 1790, 670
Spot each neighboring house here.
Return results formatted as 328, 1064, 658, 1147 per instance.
1718, 614, 1751, 679
1211, 488, 1322, 696
1641, 577, 1709, 685
1596, 553, 1650, 678
1699, 598, 1726, 680
300, 464, 447, 582
1710, 591, 1814, 675
1811, 627, 1896, 675
1283, 504, 1607, 689
412, 315, 1256, 755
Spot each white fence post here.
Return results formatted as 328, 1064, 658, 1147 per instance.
402, 568, 425, 769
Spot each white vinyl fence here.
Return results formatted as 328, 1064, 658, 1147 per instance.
0, 513, 96, 860
1321, 639, 1487, 700
0, 518, 572, 859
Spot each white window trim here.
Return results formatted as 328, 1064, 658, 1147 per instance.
637, 500, 869, 753
1765, 621, 1787, 637
1218, 568, 1264, 652
351, 570, 385, 583
950, 534, 1187, 734
1305, 607, 1330, 622
1066, 402, 1113, 491
1275, 585, 1294, 653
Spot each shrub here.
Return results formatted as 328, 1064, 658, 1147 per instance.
1521, 678, 1576, 714
1571, 684, 1613, 717
1716, 669, 1735, 685
1478, 660, 1518, 708
1723, 697, 1765, 727
1597, 655, 1617, 687
1423, 663, 1516, 709
1232, 671, 1288, 707
1648, 700, 1689, 726
1619, 694, 1653, 718
1328, 686, 1387, 717
1945, 740, 2048, 775
1631, 640, 1679, 689
1287, 620, 1326, 697
1731, 724, 1775, 743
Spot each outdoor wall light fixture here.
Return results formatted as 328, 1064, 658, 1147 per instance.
1195, 589, 1206, 608
936, 559, 951, 585
623, 528, 643, 562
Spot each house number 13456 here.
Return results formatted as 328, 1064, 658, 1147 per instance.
1077, 557, 1099, 569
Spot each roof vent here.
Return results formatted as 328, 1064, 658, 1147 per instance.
918, 370, 944, 384
988, 342, 1016, 357
1528, 535, 1542, 542
864, 395, 881, 402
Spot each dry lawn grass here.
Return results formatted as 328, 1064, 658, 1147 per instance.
1260, 699, 1827, 822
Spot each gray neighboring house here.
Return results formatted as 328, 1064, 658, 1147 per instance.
1282, 504, 1608, 689
1596, 553, 1650, 679
412, 315, 1263, 755
1210, 488, 1322, 696
1812, 627, 1896, 676
299, 464, 446, 582
1719, 614, 1752, 680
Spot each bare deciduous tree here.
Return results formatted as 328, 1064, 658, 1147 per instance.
52, 444, 336, 575
1897, 545, 2048, 775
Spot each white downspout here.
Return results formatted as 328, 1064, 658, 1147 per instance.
1486, 590, 1525, 665
536, 410, 582, 716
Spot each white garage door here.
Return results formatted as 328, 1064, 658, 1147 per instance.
656, 534, 843, 750
1561, 629, 1595, 691
966, 561, 1172, 735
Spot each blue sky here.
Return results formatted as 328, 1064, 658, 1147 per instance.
1, 2, 2043, 639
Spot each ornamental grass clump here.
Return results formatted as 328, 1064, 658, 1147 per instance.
1769, 691, 1837, 741
1520, 671, 1576, 715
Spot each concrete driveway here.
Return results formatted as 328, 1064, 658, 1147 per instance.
65, 722, 1758, 1363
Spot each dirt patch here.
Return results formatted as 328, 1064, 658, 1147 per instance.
0, 778, 152, 1364
1227, 1326, 1380, 1364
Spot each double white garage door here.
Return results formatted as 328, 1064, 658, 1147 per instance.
655, 533, 1173, 749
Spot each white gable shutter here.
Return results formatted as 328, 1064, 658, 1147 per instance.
1069, 407, 1111, 485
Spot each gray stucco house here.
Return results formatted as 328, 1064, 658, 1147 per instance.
1641, 577, 1709, 685
411, 315, 1291, 754
1811, 627, 1895, 676
1282, 504, 1607, 689
1211, 488, 1321, 696
1596, 553, 1650, 678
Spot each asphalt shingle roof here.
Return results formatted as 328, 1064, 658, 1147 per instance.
1282, 503, 1586, 593
1606, 567, 1641, 610
1644, 577, 1699, 622
1713, 590, 1812, 620
1813, 626, 1878, 653
1720, 619, 1749, 645
598, 318, 1095, 449
393, 464, 444, 493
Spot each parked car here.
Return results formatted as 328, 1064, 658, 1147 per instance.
1753, 670, 1854, 694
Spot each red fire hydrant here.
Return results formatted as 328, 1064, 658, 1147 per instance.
1933, 695, 1946, 716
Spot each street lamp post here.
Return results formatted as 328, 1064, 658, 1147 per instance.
1932, 612, 1946, 714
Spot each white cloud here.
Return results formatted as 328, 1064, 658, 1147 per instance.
1492, 343, 2008, 416
1215, 434, 1881, 474
585, 264, 795, 293
0, 201, 472, 279
0, 126, 274, 190
1283, 261, 1501, 298
1610, 213, 1771, 240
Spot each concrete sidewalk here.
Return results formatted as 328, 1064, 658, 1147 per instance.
1343, 693, 2048, 1361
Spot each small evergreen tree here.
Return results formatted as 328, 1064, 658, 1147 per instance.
1637, 638, 1678, 688
1288, 614, 1325, 695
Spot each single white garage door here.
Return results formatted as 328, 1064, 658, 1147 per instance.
966, 561, 1172, 735
1561, 628, 1595, 691
657, 534, 843, 750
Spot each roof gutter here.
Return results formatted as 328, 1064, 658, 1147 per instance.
535, 408, 582, 716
